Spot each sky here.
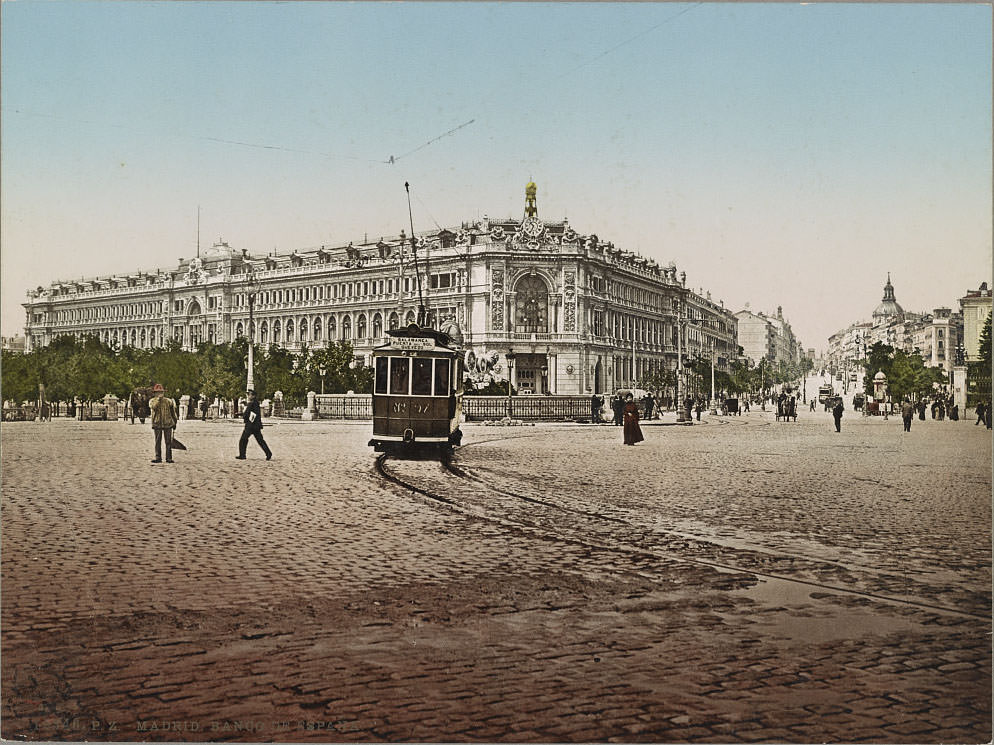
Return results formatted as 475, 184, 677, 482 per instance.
2, 1, 991, 352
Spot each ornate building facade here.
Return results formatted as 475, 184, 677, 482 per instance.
22, 184, 738, 396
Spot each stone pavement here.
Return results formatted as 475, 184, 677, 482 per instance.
1, 410, 990, 742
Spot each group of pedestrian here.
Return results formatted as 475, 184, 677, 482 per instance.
148, 385, 273, 464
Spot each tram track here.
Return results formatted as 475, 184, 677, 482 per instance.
375, 445, 989, 622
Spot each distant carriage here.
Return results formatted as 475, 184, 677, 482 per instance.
128, 387, 153, 424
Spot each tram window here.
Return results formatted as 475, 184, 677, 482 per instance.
434, 358, 451, 395
375, 357, 388, 394
389, 358, 409, 394
412, 358, 433, 396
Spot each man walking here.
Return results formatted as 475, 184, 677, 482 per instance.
832, 398, 844, 432
590, 393, 602, 424
237, 389, 272, 460
901, 397, 914, 432
975, 401, 986, 426
149, 383, 177, 463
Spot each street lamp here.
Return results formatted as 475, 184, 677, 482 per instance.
319, 364, 327, 395
505, 350, 516, 418
244, 268, 261, 392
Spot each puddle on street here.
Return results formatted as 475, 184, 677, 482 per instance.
728, 576, 928, 643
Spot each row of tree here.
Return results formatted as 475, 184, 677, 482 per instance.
1, 335, 373, 407
639, 354, 816, 400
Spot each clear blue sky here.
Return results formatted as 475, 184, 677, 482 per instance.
2, 2, 991, 351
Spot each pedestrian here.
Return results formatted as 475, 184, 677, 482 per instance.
694, 398, 702, 421
976, 401, 986, 426
590, 393, 602, 424
809, 399, 816, 412
236, 389, 272, 460
901, 397, 914, 432
149, 383, 177, 464
644, 393, 655, 421
986, 402, 992, 430
612, 394, 624, 426
832, 399, 844, 432
200, 395, 208, 421
622, 393, 644, 446
918, 401, 926, 421
950, 403, 959, 421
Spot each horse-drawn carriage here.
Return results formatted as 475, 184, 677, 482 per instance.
775, 394, 798, 422
126, 387, 153, 424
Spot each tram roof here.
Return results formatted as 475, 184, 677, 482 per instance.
375, 324, 456, 353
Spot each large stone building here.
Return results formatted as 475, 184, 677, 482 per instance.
959, 282, 992, 363
22, 184, 738, 396
734, 306, 803, 369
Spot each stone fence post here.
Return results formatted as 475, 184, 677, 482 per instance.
301, 391, 317, 421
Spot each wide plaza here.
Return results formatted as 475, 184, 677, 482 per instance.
1, 409, 990, 742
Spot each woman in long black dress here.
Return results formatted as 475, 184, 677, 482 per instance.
623, 394, 644, 446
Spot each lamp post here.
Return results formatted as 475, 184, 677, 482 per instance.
505, 350, 515, 418
319, 364, 327, 395
244, 269, 261, 392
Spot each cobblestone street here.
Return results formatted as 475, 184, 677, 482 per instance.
2, 411, 990, 742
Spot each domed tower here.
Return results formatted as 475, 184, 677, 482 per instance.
872, 273, 904, 324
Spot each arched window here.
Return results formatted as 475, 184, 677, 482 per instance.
235, 322, 244, 338
130, 329, 137, 346
389, 312, 400, 330
514, 275, 549, 333
342, 315, 352, 340
286, 319, 295, 341
260, 321, 269, 344
372, 313, 383, 339
273, 320, 282, 343
357, 314, 367, 339
313, 318, 322, 341
149, 328, 156, 347
140, 329, 147, 347
300, 319, 308, 341
328, 317, 337, 340
404, 310, 416, 326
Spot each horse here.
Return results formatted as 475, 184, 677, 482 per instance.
128, 388, 152, 424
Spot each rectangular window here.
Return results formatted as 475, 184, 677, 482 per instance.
375, 357, 388, 394
412, 358, 433, 395
434, 358, 451, 395
363, 282, 369, 295
389, 357, 409, 394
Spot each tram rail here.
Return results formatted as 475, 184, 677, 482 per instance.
374, 441, 989, 622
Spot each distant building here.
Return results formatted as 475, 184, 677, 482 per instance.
1, 335, 26, 353
827, 275, 963, 373
959, 282, 992, 363
21, 183, 738, 396
734, 306, 802, 370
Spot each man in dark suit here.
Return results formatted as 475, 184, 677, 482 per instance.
832, 399, 844, 432
236, 389, 272, 461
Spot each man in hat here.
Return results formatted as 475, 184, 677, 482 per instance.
237, 389, 272, 460
149, 383, 177, 463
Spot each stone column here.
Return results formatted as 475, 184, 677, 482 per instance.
952, 365, 968, 412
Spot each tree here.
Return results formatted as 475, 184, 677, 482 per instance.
979, 311, 991, 364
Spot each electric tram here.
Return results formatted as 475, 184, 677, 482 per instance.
368, 324, 464, 452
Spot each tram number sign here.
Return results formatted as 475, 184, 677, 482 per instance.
391, 401, 431, 414
390, 337, 434, 350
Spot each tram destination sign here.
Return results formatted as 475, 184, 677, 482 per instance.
390, 337, 435, 350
